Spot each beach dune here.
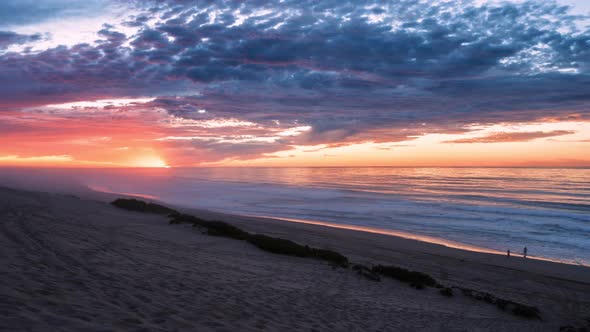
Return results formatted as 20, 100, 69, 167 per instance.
1, 187, 589, 331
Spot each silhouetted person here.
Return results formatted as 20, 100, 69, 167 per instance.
523, 246, 527, 258
507, 249, 510, 258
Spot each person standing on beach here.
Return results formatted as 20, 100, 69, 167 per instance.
507, 249, 510, 258
523, 246, 527, 258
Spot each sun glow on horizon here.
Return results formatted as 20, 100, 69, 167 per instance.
1, 118, 589, 167
130, 156, 170, 168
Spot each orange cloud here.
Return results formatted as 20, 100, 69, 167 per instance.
0, 154, 73, 163
443, 130, 575, 144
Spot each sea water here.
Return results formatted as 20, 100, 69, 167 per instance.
4, 167, 589, 265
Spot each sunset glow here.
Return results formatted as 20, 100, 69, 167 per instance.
0, 0, 589, 168
130, 156, 170, 168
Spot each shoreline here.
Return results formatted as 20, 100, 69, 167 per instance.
12, 183, 590, 276
245, 214, 586, 268
168, 201, 590, 286
87, 186, 589, 268
249, 214, 504, 255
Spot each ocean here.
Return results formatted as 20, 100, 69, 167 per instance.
4, 167, 590, 265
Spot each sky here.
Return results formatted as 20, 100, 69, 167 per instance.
0, 0, 589, 167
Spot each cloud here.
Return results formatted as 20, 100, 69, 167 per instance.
1, 0, 590, 162
443, 130, 576, 143
0, 31, 42, 49
0, 154, 73, 163
0, 0, 107, 28
159, 138, 291, 164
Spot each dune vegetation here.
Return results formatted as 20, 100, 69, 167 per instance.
170, 213, 348, 266
111, 198, 178, 215
111, 198, 542, 320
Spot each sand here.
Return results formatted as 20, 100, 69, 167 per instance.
1, 187, 589, 331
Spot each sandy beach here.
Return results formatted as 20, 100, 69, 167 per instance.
1, 186, 589, 331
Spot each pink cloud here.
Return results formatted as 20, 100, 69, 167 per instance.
443, 130, 575, 143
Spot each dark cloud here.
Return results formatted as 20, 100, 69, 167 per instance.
0, 31, 42, 49
443, 130, 576, 143
122, 15, 151, 28
97, 25, 127, 44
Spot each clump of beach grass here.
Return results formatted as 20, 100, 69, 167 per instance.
372, 264, 438, 289
169, 213, 348, 266
111, 198, 178, 215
